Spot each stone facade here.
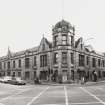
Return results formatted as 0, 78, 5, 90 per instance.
0, 20, 105, 83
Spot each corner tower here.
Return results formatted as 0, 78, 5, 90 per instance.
52, 20, 75, 83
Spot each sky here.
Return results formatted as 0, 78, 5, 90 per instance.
0, 0, 105, 56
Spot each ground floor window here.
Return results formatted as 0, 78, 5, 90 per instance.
40, 71, 48, 80
12, 72, 15, 77
71, 70, 74, 80
25, 71, 30, 79
34, 71, 36, 79
0, 73, 2, 77
86, 71, 89, 80
77, 69, 86, 80
98, 71, 101, 78
102, 71, 105, 78
18, 72, 21, 77
7, 72, 11, 76
51, 70, 58, 82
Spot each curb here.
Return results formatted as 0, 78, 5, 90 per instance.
39, 80, 105, 86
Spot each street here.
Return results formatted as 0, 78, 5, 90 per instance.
0, 83, 105, 105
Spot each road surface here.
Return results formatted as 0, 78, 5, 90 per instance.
0, 83, 105, 105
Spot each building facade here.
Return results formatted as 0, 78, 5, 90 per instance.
0, 20, 105, 83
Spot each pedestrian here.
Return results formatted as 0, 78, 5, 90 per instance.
94, 71, 97, 82
81, 76, 85, 85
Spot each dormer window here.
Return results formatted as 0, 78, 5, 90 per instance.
62, 35, 67, 45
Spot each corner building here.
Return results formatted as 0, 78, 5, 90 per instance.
0, 20, 105, 83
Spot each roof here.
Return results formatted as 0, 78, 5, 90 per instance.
0, 37, 52, 60
0, 46, 39, 60
75, 37, 82, 48
54, 19, 71, 29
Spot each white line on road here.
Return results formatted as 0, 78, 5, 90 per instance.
70, 101, 101, 104
64, 86, 68, 105
80, 87, 105, 105
27, 86, 49, 105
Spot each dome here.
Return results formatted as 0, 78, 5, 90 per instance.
54, 19, 71, 29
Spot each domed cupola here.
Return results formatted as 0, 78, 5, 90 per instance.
52, 20, 75, 47
52, 20, 72, 34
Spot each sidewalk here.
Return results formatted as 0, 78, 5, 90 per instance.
40, 80, 105, 86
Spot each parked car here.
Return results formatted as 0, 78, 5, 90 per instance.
10, 77, 26, 85
2, 76, 12, 83
0, 77, 5, 83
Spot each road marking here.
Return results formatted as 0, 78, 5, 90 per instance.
41, 104, 62, 105
41, 104, 60, 105
38, 101, 102, 105
0, 88, 30, 102
80, 87, 105, 105
70, 101, 101, 104
27, 86, 49, 105
64, 86, 68, 105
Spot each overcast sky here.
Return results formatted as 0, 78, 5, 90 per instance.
0, 0, 105, 56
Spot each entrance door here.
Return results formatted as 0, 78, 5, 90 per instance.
62, 70, 67, 82
40, 71, 47, 80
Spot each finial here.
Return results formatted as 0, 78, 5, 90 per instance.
7, 46, 11, 58
61, 0, 64, 20
8, 46, 10, 51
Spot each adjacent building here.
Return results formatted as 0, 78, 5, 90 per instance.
0, 20, 105, 83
